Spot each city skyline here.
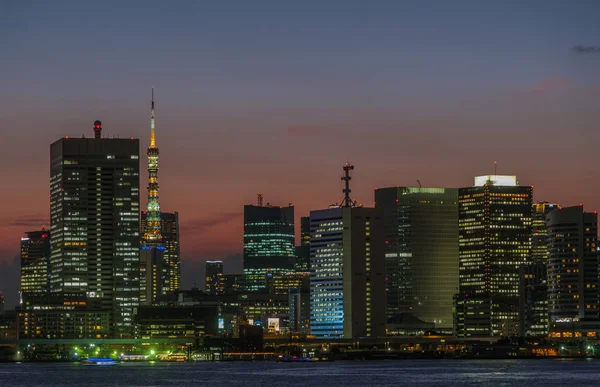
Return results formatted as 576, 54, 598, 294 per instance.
2, 1, 600, 308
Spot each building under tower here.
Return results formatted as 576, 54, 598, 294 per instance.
309, 163, 386, 338
50, 120, 140, 338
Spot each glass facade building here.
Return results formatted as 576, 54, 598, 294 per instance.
243, 204, 295, 292
456, 175, 532, 337
50, 134, 140, 338
375, 187, 458, 330
20, 229, 51, 295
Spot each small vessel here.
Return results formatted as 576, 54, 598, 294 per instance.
83, 358, 118, 366
278, 355, 333, 362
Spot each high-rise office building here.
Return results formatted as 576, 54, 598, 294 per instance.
20, 229, 51, 295
243, 203, 295, 292
375, 186, 458, 330
547, 205, 600, 338
309, 163, 386, 339
455, 175, 532, 337
205, 261, 224, 295
50, 121, 140, 338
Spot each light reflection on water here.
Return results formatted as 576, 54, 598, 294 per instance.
0, 359, 597, 386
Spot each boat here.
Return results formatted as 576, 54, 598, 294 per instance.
278, 355, 334, 362
83, 358, 119, 366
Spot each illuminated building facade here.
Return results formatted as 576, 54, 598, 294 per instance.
455, 175, 532, 337
243, 204, 295, 292
309, 206, 386, 338
161, 212, 181, 292
50, 121, 140, 338
547, 206, 600, 338
18, 293, 110, 339
516, 202, 558, 337
20, 229, 51, 295
205, 261, 224, 295
532, 202, 560, 263
375, 186, 458, 330
267, 271, 309, 295
141, 211, 181, 300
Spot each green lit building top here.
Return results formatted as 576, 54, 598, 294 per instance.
243, 204, 295, 292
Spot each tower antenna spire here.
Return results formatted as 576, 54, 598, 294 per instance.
143, 87, 162, 242
340, 162, 356, 207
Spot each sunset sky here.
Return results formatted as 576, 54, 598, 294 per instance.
1, 0, 600, 307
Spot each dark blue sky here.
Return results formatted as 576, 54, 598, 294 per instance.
1, 0, 600, 307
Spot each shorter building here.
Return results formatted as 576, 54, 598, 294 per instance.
267, 271, 309, 295
218, 274, 243, 295
547, 205, 600, 338
238, 293, 289, 332
289, 288, 310, 335
136, 305, 219, 343
20, 229, 51, 295
205, 261, 224, 295
518, 263, 548, 337
0, 311, 17, 340
386, 313, 435, 336
17, 294, 110, 339
140, 246, 166, 305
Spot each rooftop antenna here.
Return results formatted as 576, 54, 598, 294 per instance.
494, 161, 497, 175
93, 120, 102, 139
258, 193, 264, 207
417, 180, 422, 188
340, 162, 356, 207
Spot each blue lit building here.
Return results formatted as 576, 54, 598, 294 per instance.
309, 207, 386, 339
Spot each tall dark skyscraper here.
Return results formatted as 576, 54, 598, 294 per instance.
309, 164, 386, 339
375, 186, 458, 330
50, 121, 140, 338
518, 202, 559, 337
205, 260, 223, 295
547, 205, 600, 338
243, 203, 295, 292
455, 175, 532, 337
20, 229, 51, 295
294, 216, 311, 272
